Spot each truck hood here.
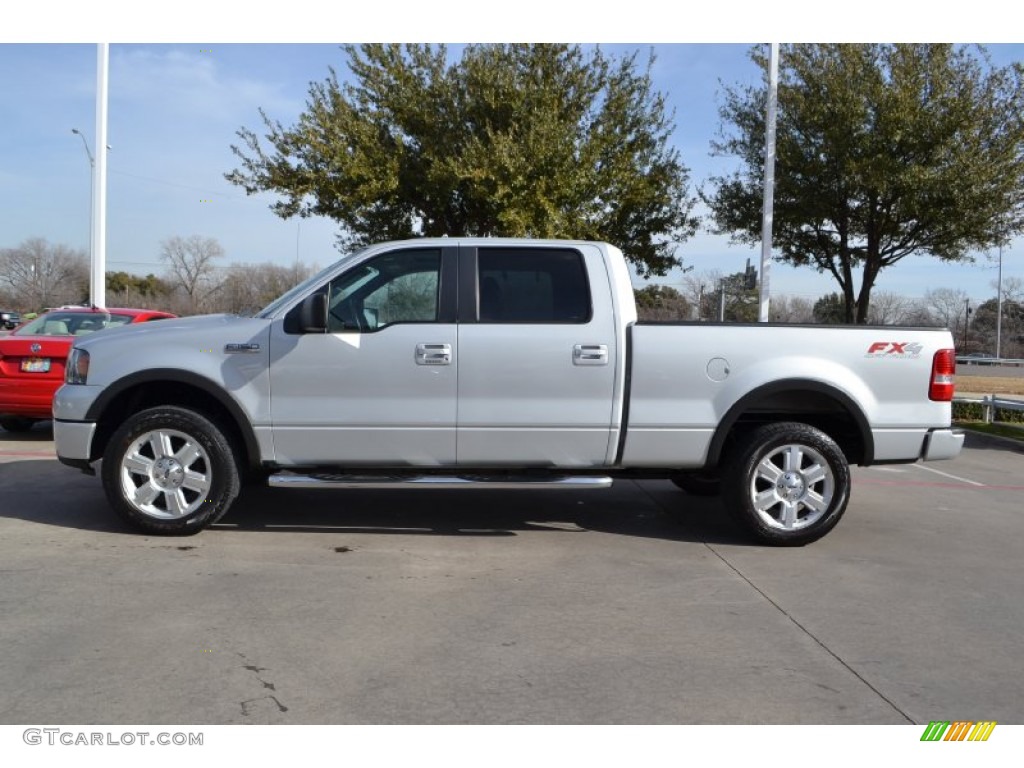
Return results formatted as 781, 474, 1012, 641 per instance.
71, 313, 270, 353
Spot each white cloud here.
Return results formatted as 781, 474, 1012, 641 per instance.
111, 46, 300, 126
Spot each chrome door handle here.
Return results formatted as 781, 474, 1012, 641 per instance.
416, 343, 452, 366
573, 344, 608, 366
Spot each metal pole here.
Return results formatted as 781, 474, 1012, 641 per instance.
758, 42, 779, 323
962, 298, 970, 351
996, 241, 1003, 359
71, 129, 95, 268
90, 43, 109, 310
719, 281, 726, 322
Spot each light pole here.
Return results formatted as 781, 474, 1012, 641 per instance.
996, 240, 1003, 359
71, 128, 95, 263
962, 298, 972, 351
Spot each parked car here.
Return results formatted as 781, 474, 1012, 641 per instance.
0, 310, 21, 330
54, 238, 961, 545
0, 307, 176, 432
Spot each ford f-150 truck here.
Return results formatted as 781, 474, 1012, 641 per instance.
53, 238, 963, 545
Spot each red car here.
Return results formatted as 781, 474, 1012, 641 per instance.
0, 307, 176, 432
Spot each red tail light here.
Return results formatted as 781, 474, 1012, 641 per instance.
929, 349, 956, 401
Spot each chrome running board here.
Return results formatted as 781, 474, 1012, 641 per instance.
267, 473, 614, 490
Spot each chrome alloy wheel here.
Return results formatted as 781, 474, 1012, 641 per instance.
749, 443, 835, 531
119, 428, 213, 519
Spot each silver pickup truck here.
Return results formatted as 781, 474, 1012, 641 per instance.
53, 238, 962, 545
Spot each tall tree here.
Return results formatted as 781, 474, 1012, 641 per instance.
159, 235, 225, 314
226, 44, 698, 278
972, 297, 1024, 357
708, 44, 1024, 323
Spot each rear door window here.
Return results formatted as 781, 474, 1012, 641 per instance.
477, 248, 591, 323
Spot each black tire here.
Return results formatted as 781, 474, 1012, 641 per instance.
671, 470, 722, 497
722, 422, 850, 546
101, 406, 240, 535
0, 417, 36, 433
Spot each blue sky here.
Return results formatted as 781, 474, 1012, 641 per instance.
2, 5, 1023, 307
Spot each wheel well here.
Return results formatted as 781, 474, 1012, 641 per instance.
89, 381, 258, 472
707, 385, 871, 469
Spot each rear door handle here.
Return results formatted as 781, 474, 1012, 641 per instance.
416, 343, 452, 366
573, 344, 608, 366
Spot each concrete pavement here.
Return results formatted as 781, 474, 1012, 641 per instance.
0, 426, 1022, 724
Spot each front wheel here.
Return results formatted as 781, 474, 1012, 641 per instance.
101, 406, 240, 535
722, 422, 851, 546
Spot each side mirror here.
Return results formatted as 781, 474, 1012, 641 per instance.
299, 292, 327, 333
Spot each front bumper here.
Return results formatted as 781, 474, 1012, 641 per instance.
54, 419, 97, 470
922, 428, 965, 461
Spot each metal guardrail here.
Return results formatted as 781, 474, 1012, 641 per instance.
953, 394, 1024, 423
955, 356, 1024, 367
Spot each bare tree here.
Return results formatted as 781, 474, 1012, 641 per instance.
219, 262, 312, 315
866, 291, 914, 325
901, 300, 937, 327
922, 287, 970, 334
769, 295, 815, 323
159, 235, 225, 314
993, 275, 1024, 304
681, 271, 725, 321
0, 238, 88, 310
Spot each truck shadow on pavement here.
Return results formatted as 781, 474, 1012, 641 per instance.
212, 482, 747, 545
0, 459, 749, 545
0, 421, 54, 448
961, 429, 1024, 454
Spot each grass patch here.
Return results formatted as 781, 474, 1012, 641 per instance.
957, 422, 1024, 442
957, 375, 1024, 396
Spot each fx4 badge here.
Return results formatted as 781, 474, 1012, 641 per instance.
865, 341, 924, 358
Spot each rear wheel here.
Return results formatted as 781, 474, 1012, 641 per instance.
101, 406, 240, 535
722, 422, 850, 546
0, 417, 35, 433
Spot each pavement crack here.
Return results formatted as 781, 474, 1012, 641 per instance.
633, 480, 915, 725
237, 653, 287, 710
240, 696, 288, 716
705, 545, 914, 724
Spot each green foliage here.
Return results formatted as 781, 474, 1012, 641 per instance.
708, 44, 1024, 323
953, 401, 985, 421
634, 284, 691, 320
226, 44, 698, 278
719, 271, 759, 322
106, 271, 168, 297
813, 293, 847, 324
953, 401, 1024, 424
971, 298, 1024, 353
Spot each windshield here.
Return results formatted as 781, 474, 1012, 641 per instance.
15, 312, 135, 336
257, 247, 367, 319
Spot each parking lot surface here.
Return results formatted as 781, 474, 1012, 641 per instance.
1, 425, 1022, 724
